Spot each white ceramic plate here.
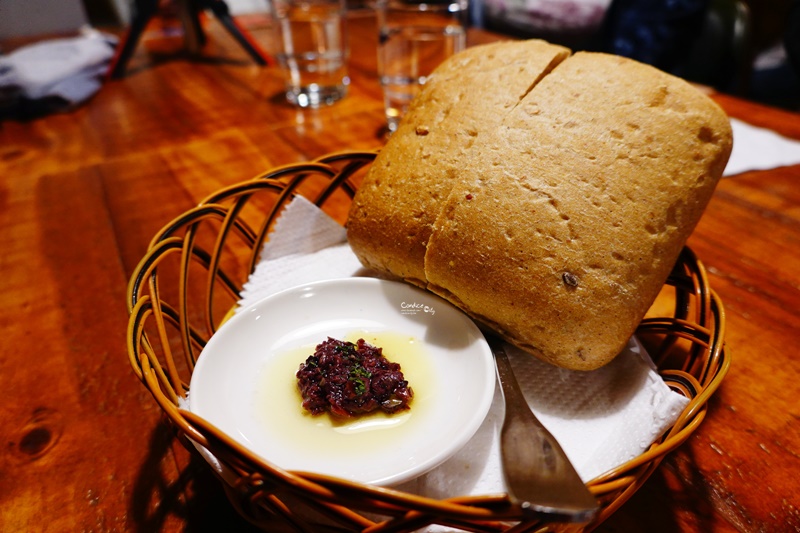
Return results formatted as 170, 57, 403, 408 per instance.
189, 277, 495, 486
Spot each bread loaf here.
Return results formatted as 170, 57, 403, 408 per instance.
347, 41, 732, 370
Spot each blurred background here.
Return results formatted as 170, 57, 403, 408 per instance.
1, 0, 798, 110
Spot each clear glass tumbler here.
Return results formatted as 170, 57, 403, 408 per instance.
376, 0, 468, 132
272, 0, 350, 107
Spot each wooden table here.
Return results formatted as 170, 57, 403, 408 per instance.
1, 10, 799, 533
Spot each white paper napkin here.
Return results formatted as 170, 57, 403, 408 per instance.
238, 196, 690, 499
724, 118, 800, 176
0, 28, 117, 105
238, 198, 376, 310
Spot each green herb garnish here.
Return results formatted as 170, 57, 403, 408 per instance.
349, 364, 372, 396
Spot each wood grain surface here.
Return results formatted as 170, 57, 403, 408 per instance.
1, 10, 798, 533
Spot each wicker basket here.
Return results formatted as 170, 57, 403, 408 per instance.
126, 151, 730, 532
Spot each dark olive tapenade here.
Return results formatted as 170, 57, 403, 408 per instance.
296, 337, 413, 418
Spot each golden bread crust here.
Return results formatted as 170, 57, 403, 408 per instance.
347, 40, 571, 284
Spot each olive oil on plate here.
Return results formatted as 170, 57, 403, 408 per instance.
255, 330, 436, 457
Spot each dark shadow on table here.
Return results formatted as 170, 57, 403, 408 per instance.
122, 51, 252, 78
130, 419, 262, 533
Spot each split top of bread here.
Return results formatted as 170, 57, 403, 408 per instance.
347, 40, 733, 371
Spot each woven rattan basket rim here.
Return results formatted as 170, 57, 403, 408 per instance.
126, 150, 730, 532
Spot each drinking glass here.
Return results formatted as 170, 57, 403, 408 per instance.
376, 0, 468, 132
271, 0, 350, 107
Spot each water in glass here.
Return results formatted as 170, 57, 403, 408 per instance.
274, 1, 349, 107
379, 24, 465, 131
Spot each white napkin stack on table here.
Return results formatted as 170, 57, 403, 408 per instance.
238, 196, 689, 496
0, 28, 116, 108
724, 118, 800, 176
